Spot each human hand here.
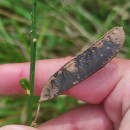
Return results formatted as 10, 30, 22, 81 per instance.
0, 57, 130, 130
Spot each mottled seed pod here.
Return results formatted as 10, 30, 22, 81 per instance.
40, 27, 125, 102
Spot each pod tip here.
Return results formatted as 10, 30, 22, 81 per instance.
106, 27, 125, 47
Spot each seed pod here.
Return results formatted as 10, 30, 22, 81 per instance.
40, 27, 125, 102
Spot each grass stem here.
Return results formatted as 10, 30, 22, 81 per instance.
27, 0, 37, 126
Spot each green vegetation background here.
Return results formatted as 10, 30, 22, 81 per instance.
0, 0, 130, 126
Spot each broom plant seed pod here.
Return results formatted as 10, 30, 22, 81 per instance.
40, 27, 125, 102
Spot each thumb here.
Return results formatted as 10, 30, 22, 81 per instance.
0, 125, 37, 130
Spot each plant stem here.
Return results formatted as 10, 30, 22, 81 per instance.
27, 0, 37, 125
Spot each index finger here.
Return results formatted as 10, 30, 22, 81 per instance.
0, 57, 72, 95
0, 57, 128, 104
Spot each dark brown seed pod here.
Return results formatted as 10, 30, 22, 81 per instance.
40, 27, 125, 102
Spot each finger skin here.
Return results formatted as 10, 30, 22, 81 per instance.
104, 66, 130, 129
0, 57, 72, 95
0, 105, 113, 130
65, 58, 127, 103
0, 58, 129, 104
0, 125, 37, 130
38, 105, 113, 130
119, 109, 130, 130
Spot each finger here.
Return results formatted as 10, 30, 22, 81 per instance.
0, 125, 37, 130
0, 58, 129, 104
38, 105, 113, 130
0, 105, 113, 130
0, 57, 72, 95
65, 58, 130, 104
104, 66, 130, 129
